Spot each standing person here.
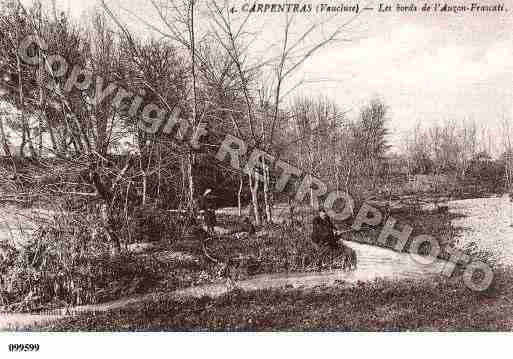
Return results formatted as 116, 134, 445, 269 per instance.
242, 216, 256, 237
311, 208, 340, 268
199, 188, 216, 235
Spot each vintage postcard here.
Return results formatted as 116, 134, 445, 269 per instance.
0, 0, 512, 353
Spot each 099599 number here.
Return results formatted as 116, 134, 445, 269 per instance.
8, 344, 39, 352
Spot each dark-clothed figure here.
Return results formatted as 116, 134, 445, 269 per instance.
242, 216, 256, 236
312, 209, 337, 247
311, 209, 340, 268
199, 188, 216, 235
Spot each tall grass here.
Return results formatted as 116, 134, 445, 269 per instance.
0, 204, 192, 312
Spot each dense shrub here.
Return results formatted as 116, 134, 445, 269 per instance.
123, 206, 183, 244
172, 221, 334, 279
1, 249, 162, 312
463, 156, 505, 194
0, 210, 165, 312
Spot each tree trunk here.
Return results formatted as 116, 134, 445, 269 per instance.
186, 151, 196, 215
0, 114, 11, 157
91, 171, 121, 256
248, 171, 260, 226
157, 144, 162, 200
141, 170, 147, 206
288, 195, 295, 224
100, 203, 121, 256
263, 160, 272, 223
25, 125, 37, 158
19, 118, 26, 158
238, 174, 243, 217
179, 151, 196, 215
37, 118, 43, 157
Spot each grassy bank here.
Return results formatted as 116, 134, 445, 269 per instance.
0, 198, 476, 313
341, 207, 464, 253
39, 268, 513, 331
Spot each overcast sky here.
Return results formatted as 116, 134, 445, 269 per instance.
16, 0, 513, 152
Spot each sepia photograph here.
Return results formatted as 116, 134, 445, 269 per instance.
0, 0, 513, 350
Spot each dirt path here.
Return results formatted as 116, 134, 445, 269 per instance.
0, 240, 449, 330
